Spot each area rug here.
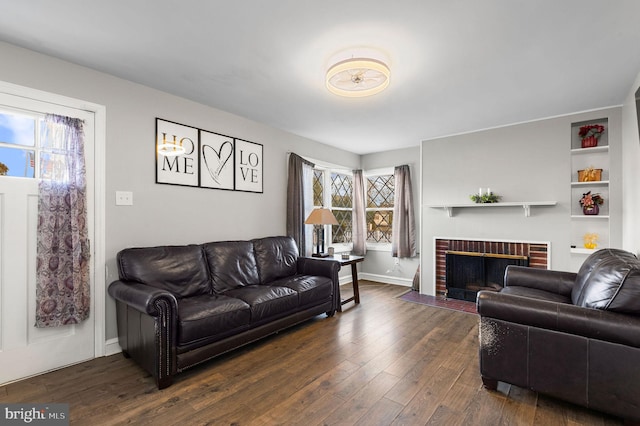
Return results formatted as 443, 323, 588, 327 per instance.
397, 290, 477, 314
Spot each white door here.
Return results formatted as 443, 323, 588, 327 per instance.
0, 93, 96, 384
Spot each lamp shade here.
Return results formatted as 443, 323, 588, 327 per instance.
304, 208, 339, 225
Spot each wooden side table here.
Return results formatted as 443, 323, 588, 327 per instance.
318, 255, 365, 312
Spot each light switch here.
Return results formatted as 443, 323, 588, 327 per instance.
115, 191, 133, 206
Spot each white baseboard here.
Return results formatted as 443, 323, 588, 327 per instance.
339, 272, 412, 287
105, 338, 122, 356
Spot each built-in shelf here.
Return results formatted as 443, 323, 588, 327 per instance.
570, 215, 610, 219
426, 201, 557, 217
570, 146, 609, 155
570, 180, 609, 187
571, 248, 597, 255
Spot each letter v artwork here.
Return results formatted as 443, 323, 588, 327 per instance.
156, 118, 263, 193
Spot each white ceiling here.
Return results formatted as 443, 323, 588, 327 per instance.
1, 1, 640, 154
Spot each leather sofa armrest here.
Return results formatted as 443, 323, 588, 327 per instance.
504, 265, 576, 297
297, 257, 341, 311
477, 291, 640, 348
296, 257, 341, 278
108, 280, 178, 316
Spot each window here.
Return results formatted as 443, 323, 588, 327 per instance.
0, 109, 68, 181
0, 111, 37, 178
366, 173, 394, 244
312, 166, 353, 246
330, 172, 352, 244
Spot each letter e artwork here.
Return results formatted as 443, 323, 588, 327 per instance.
234, 139, 263, 193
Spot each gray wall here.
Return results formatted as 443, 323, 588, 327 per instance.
420, 107, 622, 295
361, 147, 420, 286
0, 41, 360, 341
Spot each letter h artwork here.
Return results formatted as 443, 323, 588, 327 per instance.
156, 118, 263, 193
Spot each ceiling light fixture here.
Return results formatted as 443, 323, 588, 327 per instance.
326, 58, 390, 98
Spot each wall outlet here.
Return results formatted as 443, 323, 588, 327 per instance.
394, 257, 400, 265
115, 191, 133, 206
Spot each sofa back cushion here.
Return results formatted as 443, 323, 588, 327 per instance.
117, 245, 210, 298
203, 241, 260, 293
252, 236, 298, 284
572, 248, 640, 313
571, 248, 637, 305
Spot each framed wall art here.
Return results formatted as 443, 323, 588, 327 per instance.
200, 130, 235, 190
156, 119, 199, 187
155, 118, 264, 193
235, 139, 263, 193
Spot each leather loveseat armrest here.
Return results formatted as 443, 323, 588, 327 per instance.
504, 265, 576, 297
108, 280, 178, 316
477, 291, 640, 349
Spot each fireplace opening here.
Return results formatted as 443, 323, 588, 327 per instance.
445, 251, 529, 301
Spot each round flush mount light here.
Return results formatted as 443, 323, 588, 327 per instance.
326, 58, 390, 98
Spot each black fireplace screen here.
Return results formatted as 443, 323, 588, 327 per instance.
445, 251, 528, 301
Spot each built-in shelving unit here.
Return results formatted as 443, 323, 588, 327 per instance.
570, 118, 609, 255
426, 201, 557, 217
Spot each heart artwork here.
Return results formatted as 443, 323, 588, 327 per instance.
202, 141, 233, 184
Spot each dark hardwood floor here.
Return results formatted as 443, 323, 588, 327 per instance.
0, 281, 624, 425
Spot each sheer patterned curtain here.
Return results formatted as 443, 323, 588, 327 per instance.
351, 169, 367, 256
36, 114, 91, 327
286, 153, 315, 256
392, 164, 416, 258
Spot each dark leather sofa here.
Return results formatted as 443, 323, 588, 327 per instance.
108, 236, 340, 389
477, 248, 640, 423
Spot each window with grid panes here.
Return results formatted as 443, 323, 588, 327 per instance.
0, 109, 69, 181
366, 174, 394, 244
330, 172, 352, 244
312, 167, 353, 246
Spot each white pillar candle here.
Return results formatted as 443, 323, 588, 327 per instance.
487, 187, 491, 194
479, 187, 482, 195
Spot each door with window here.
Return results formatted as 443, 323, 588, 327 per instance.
0, 92, 95, 385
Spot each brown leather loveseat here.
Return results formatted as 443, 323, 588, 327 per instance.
108, 236, 340, 389
477, 248, 640, 423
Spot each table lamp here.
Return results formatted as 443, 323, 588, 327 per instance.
304, 208, 338, 257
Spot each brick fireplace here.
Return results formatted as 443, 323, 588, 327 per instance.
435, 238, 549, 296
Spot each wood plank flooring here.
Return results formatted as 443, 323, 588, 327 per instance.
0, 281, 624, 425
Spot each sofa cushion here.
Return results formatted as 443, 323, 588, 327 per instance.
252, 236, 299, 284
203, 241, 260, 293
574, 252, 640, 313
177, 294, 251, 346
270, 275, 333, 307
225, 285, 298, 324
117, 245, 211, 298
572, 248, 637, 305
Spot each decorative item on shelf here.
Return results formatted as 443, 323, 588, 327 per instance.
577, 166, 602, 182
470, 188, 501, 203
583, 233, 599, 250
0, 161, 8, 176
579, 191, 604, 215
578, 124, 605, 148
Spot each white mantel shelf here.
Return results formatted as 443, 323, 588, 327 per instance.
426, 201, 557, 217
